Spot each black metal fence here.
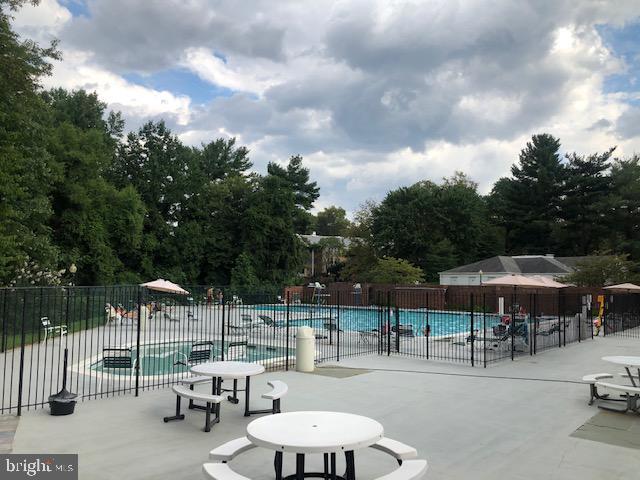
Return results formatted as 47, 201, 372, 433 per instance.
603, 293, 640, 338
0, 285, 604, 414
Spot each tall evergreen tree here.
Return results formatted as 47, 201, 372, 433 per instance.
490, 134, 565, 254
557, 148, 614, 256
267, 155, 319, 233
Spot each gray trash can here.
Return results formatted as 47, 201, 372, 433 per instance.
296, 326, 315, 372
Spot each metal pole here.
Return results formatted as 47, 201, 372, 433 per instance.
425, 291, 430, 360
336, 291, 340, 362
386, 291, 391, 357
470, 293, 474, 367
511, 287, 515, 361
135, 287, 142, 397
483, 293, 486, 368
285, 292, 290, 371
17, 290, 27, 416
221, 295, 226, 361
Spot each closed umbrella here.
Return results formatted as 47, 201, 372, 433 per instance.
140, 279, 189, 295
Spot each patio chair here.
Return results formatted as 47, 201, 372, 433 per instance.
226, 341, 247, 361
41, 317, 68, 342
99, 347, 137, 392
391, 324, 415, 337
173, 341, 214, 367
358, 329, 379, 345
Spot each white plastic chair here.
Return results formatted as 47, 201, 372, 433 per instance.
41, 317, 68, 342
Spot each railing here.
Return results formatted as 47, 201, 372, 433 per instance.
0, 286, 602, 414
603, 294, 640, 338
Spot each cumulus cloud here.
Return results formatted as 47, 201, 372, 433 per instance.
11, 0, 640, 213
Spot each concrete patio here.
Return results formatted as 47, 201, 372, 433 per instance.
10, 335, 640, 479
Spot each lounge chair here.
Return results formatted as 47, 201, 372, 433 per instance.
391, 324, 415, 337
258, 314, 276, 327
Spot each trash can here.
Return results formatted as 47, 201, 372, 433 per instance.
296, 326, 315, 372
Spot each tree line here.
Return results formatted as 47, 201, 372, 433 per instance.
1, 3, 319, 288
3, 2, 640, 288
323, 133, 640, 285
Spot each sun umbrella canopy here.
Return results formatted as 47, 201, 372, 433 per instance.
603, 283, 640, 292
482, 274, 554, 288
531, 275, 570, 288
140, 279, 189, 295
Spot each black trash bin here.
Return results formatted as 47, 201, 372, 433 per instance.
49, 348, 77, 416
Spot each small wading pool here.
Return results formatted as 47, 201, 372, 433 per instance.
90, 341, 290, 376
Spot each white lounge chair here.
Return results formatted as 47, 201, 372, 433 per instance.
41, 317, 67, 342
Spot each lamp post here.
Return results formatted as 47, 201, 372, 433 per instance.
69, 263, 77, 286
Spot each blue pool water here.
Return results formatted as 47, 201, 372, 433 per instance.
255, 305, 501, 337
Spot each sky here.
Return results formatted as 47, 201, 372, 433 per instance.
11, 0, 640, 215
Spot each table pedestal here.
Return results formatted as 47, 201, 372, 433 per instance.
274, 452, 353, 480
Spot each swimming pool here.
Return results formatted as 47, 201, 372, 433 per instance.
254, 305, 501, 337
90, 341, 290, 377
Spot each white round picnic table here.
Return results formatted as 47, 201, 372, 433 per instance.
191, 361, 265, 416
602, 356, 640, 387
247, 411, 384, 480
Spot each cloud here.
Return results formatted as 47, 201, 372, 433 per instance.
60, 0, 286, 73
10, 0, 640, 215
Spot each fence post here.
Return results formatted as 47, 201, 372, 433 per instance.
558, 293, 562, 348
482, 293, 486, 368
511, 289, 515, 361
221, 295, 226, 361
602, 296, 607, 337
532, 293, 537, 355
17, 290, 28, 416
285, 292, 290, 371
386, 291, 391, 356
470, 293, 475, 367
425, 291, 430, 360
1, 290, 7, 353
135, 287, 142, 397
336, 291, 340, 362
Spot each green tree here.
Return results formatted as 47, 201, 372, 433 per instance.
562, 254, 637, 287
243, 174, 304, 286
365, 257, 425, 284
0, 1, 60, 285
370, 174, 499, 281
556, 149, 614, 256
315, 206, 351, 236
490, 134, 565, 254
603, 156, 640, 261
267, 155, 319, 233
43, 89, 145, 284
230, 252, 259, 288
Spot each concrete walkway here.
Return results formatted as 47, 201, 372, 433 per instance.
11, 335, 640, 479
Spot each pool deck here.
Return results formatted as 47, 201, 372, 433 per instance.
11, 334, 640, 479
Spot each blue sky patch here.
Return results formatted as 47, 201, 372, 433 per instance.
61, 0, 90, 18
598, 22, 640, 98
123, 69, 234, 104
